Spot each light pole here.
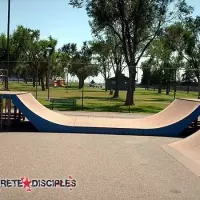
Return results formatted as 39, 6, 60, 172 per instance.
46, 47, 52, 101
81, 74, 84, 111
6, 0, 11, 91
36, 62, 39, 99
174, 69, 177, 100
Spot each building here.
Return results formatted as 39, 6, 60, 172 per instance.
106, 74, 129, 91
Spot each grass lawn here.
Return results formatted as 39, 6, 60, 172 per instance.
5, 81, 198, 114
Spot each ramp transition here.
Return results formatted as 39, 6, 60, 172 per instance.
162, 129, 200, 176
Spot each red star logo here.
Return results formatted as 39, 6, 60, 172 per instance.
21, 177, 32, 192
68, 176, 73, 190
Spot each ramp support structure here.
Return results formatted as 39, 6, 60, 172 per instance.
0, 96, 3, 130
0, 96, 25, 130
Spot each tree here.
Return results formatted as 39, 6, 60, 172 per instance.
90, 39, 111, 91
61, 42, 99, 88
106, 32, 126, 98
0, 34, 7, 62
16, 27, 41, 86
141, 57, 154, 90
148, 37, 173, 94
35, 37, 57, 91
52, 51, 69, 79
166, 16, 200, 98
182, 65, 196, 94
69, 0, 193, 105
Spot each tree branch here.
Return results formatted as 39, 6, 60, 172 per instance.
135, 20, 162, 66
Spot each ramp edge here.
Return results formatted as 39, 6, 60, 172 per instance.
162, 144, 200, 177
176, 98, 200, 102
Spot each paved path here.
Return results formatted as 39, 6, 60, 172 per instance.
0, 133, 199, 200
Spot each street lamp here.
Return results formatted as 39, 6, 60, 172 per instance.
46, 47, 52, 101
35, 54, 39, 100
82, 73, 84, 111
6, 0, 11, 91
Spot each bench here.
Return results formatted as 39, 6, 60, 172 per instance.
50, 98, 77, 110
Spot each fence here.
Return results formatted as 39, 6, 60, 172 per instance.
0, 61, 199, 114
0, 79, 198, 115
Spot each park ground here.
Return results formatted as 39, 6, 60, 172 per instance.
6, 82, 199, 113
1, 82, 200, 200
0, 132, 200, 200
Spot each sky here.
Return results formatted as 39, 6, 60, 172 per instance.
0, 0, 92, 49
0, 0, 199, 83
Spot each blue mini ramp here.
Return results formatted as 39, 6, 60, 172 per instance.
1, 92, 200, 137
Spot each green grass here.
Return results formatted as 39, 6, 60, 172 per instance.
4, 81, 199, 114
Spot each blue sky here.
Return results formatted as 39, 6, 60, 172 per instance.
0, 0, 92, 49
0, 0, 199, 48
0, 0, 199, 82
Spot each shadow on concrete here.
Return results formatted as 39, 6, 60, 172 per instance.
1, 121, 38, 132
1, 120, 199, 139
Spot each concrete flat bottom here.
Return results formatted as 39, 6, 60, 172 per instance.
55, 111, 152, 119
0, 133, 199, 200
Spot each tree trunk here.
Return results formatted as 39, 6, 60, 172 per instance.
39, 78, 41, 86
24, 77, 27, 84
78, 76, 84, 89
158, 84, 162, 94
187, 86, 190, 93
198, 78, 200, 99
113, 70, 119, 98
33, 77, 36, 87
166, 84, 169, 95
125, 70, 136, 105
105, 78, 108, 92
146, 82, 149, 90
125, 81, 135, 105
41, 76, 45, 91
46, 74, 48, 89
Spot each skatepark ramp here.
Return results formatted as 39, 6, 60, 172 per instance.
162, 130, 200, 176
0, 92, 200, 136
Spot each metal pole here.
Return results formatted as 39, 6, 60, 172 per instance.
66, 70, 68, 93
0, 96, 3, 130
6, 0, 11, 91
36, 62, 38, 99
82, 74, 84, 111
7, 99, 11, 127
174, 69, 177, 100
47, 61, 50, 101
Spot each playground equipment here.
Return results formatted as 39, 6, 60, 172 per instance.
0, 91, 200, 136
53, 77, 65, 87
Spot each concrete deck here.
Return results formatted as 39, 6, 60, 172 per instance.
0, 133, 199, 200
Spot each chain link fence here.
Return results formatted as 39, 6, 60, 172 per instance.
0, 61, 199, 113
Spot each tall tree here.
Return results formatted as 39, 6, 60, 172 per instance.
167, 16, 200, 98
69, 0, 193, 105
182, 65, 196, 91
90, 39, 111, 91
106, 32, 126, 98
148, 36, 174, 94
141, 57, 154, 90
61, 42, 99, 88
